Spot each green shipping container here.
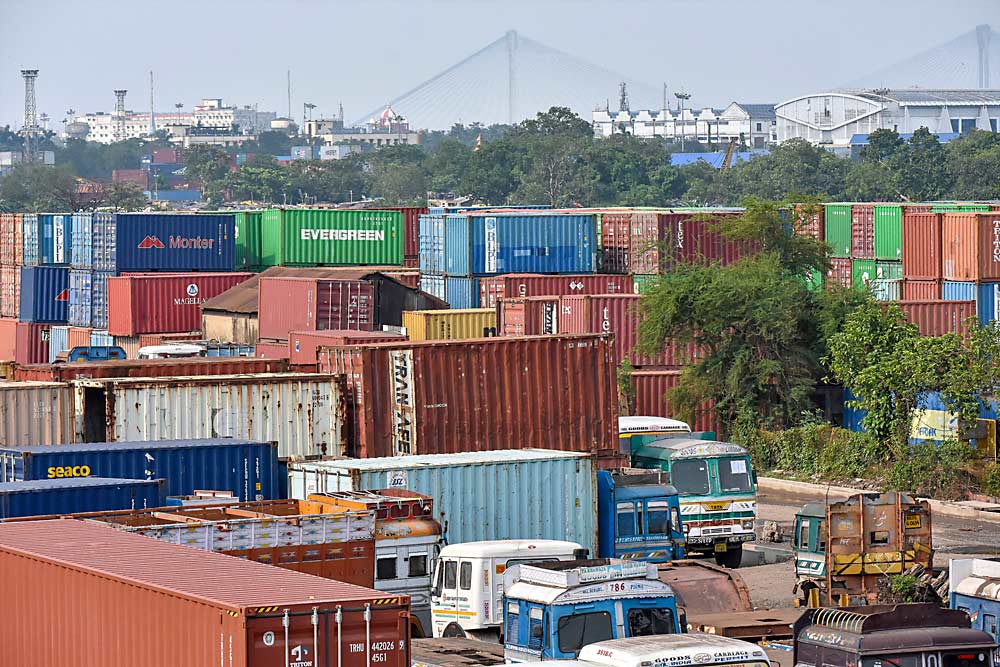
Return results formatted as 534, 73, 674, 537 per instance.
873, 204, 902, 260
929, 203, 989, 213
259, 208, 404, 266
876, 260, 903, 280
801, 267, 823, 291
632, 274, 658, 294
852, 259, 877, 290
824, 204, 852, 257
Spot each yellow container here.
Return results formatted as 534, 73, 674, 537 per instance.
402, 309, 497, 341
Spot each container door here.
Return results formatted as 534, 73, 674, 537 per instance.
249, 609, 326, 667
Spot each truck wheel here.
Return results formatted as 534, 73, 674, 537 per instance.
723, 545, 743, 568
442, 623, 467, 638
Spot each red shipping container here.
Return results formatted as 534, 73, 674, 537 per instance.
381, 206, 427, 258
496, 297, 560, 336
559, 294, 660, 366
629, 368, 720, 435
0, 318, 15, 360
111, 169, 149, 188
289, 330, 405, 366
851, 204, 875, 259
629, 212, 664, 274
827, 258, 853, 289
902, 280, 941, 301
0, 265, 20, 319
897, 300, 975, 337
479, 273, 631, 309
12, 356, 289, 382
67, 327, 93, 350
0, 519, 410, 667
600, 211, 631, 273
258, 277, 375, 340
941, 213, 1000, 281
152, 148, 181, 164
12, 321, 51, 364
107, 273, 252, 336
322, 334, 619, 459
902, 211, 941, 280
792, 205, 824, 241
0, 213, 23, 266
403, 256, 419, 269
378, 268, 420, 290
253, 340, 289, 359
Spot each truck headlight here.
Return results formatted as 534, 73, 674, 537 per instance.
742, 520, 755, 530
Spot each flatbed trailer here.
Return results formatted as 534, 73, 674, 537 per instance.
411, 638, 505, 667
685, 608, 803, 642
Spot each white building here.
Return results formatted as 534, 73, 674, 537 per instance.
313, 105, 420, 148
592, 102, 776, 148
775, 89, 1000, 153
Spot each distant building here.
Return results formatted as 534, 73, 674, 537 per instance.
592, 101, 776, 148
311, 104, 420, 148
775, 89, 1000, 154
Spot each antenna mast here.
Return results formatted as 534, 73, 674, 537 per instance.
114, 89, 128, 142
21, 69, 40, 163
148, 71, 156, 136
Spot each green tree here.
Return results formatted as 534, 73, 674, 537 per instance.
185, 145, 231, 195
945, 130, 1000, 200
725, 138, 849, 201
845, 161, 898, 201
514, 106, 593, 139
426, 138, 472, 194
101, 181, 149, 211
514, 134, 597, 206
859, 128, 904, 163
890, 128, 951, 201
461, 139, 525, 204
286, 158, 366, 204
0, 164, 81, 212
222, 165, 290, 203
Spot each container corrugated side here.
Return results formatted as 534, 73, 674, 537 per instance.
824, 204, 852, 258
0, 213, 23, 266
628, 369, 719, 434
897, 300, 976, 337
48, 326, 69, 362
18, 266, 68, 323
21, 213, 38, 266
0, 477, 166, 518
75, 374, 345, 459
258, 277, 375, 340
68, 269, 91, 327
443, 277, 479, 308
380, 206, 426, 258
288, 450, 598, 551
403, 309, 497, 341
0, 265, 20, 318
558, 294, 661, 366
827, 257, 852, 289
71, 212, 93, 269
68, 327, 92, 350
0, 439, 279, 500
90, 330, 113, 347
478, 273, 630, 309
599, 212, 631, 273
902, 280, 940, 301
112, 213, 235, 272
0, 381, 74, 446
871, 279, 902, 302
289, 330, 405, 366
14, 322, 51, 364
977, 214, 1000, 281
418, 213, 446, 274
851, 204, 875, 259
941, 213, 978, 281
24, 214, 72, 265
496, 297, 560, 336
902, 212, 941, 280
874, 204, 903, 260
13, 356, 289, 382
260, 208, 403, 266
977, 283, 1000, 325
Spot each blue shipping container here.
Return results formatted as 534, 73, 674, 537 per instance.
68, 269, 112, 329
48, 325, 69, 363
941, 281, 1000, 326
419, 274, 445, 302
443, 213, 596, 276
71, 212, 93, 269
90, 329, 113, 347
418, 213, 446, 274
0, 477, 167, 519
444, 276, 480, 308
19, 266, 69, 323
21, 213, 39, 266
109, 213, 235, 272
23, 214, 72, 265
0, 439, 279, 501
92, 212, 115, 273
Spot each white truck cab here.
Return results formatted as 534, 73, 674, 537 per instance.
509, 633, 771, 667
137, 343, 205, 359
431, 539, 586, 640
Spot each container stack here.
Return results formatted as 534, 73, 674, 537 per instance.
939, 211, 1000, 328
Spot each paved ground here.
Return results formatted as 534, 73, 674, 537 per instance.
734, 486, 1000, 610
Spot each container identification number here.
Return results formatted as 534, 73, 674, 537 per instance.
47, 465, 92, 478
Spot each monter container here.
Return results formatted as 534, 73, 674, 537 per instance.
873, 204, 903, 260
628, 368, 719, 435
19, 266, 68, 323
12, 356, 288, 382
824, 204, 852, 257
108, 213, 235, 272
897, 300, 975, 337
0, 477, 166, 518
288, 449, 598, 551
0, 519, 410, 667
495, 297, 560, 336
258, 277, 375, 340
402, 309, 497, 341
442, 212, 596, 276
106, 272, 252, 335
478, 273, 631, 309
941, 212, 1000, 281
289, 330, 405, 366
72, 373, 345, 459
0, 381, 74, 446
0, 213, 23, 266
259, 208, 404, 266
902, 211, 941, 280
851, 204, 875, 259
0, 438, 279, 500
22, 213, 72, 266
320, 334, 619, 460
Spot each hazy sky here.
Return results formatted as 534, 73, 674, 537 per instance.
1, 0, 997, 130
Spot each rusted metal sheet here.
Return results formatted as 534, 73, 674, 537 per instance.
411, 638, 506, 667
0, 519, 410, 667
599, 211, 632, 273
0, 265, 19, 318
478, 273, 631, 309
851, 204, 875, 259
0, 381, 74, 446
559, 294, 662, 366
628, 368, 719, 434
289, 330, 405, 366
12, 356, 289, 382
258, 277, 376, 340
72, 373, 346, 459
496, 296, 560, 336
629, 211, 662, 273
941, 212, 1000, 281
896, 300, 975, 337
826, 258, 853, 290
686, 608, 802, 641
657, 559, 753, 615
901, 280, 940, 301
0, 213, 23, 266
902, 212, 941, 280
321, 334, 619, 459
13, 321, 51, 364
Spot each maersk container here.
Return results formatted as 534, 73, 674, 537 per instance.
0, 381, 75, 446
824, 204, 852, 257
0, 477, 167, 518
444, 276, 479, 308
0, 438, 280, 500
288, 449, 598, 551
71, 373, 344, 460
19, 266, 68, 323
874, 204, 903, 260
22, 214, 71, 266
443, 213, 596, 276
48, 326, 69, 363
110, 213, 235, 272
70, 212, 93, 269
259, 208, 403, 266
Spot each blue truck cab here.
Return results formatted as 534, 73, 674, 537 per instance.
950, 557, 1000, 655
502, 559, 681, 662
597, 469, 685, 563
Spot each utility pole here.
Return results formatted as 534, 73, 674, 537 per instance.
662, 82, 668, 138
286, 69, 292, 120
674, 91, 691, 151
21, 69, 39, 163
148, 71, 157, 137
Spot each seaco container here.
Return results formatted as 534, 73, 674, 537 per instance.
288, 449, 598, 551
0, 213, 23, 266
71, 373, 345, 459
22, 213, 72, 266
108, 213, 235, 272
19, 266, 68, 323
902, 211, 941, 280
0, 519, 410, 667
941, 212, 1000, 281
897, 300, 976, 337
0, 438, 280, 500
320, 334, 619, 460
0, 381, 74, 446
851, 204, 875, 259
628, 369, 720, 435
443, 212, 596, 276
478, 273, 631, 309
106, 272, 252, 336
824, 204, 852, 257
402, 309, 497, 341
495, 296, 560, 336
0, 477, 166, 519
12, 356, 288, 383
259, 208, 403, 266
258, 277, 375, 340
289, 330, 405, 366
873, 204, 903, 260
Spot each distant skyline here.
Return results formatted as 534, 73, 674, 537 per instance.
1, 0, 998, 131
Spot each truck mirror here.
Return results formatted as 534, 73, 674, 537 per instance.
678, 607, 688, 632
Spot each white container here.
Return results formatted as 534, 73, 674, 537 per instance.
71, 373, 344, 459
0, 381, 75, 446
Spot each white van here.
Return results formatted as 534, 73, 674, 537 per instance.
510, 633, 771, 667
431, 540, 585, 640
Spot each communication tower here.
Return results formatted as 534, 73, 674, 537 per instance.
21, 69, 40, 163
114, 89, 128, 142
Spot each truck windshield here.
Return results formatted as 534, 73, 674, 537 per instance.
627, 607, 676, 636
646, 500, 672, 535
557, 611, 613, 655
671, 459, 710, 495
718, 457, 752, 493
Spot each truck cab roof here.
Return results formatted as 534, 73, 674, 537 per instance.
636, 438, 749, 460
438, 540, 583, 559
797, 502, 826, 519
504, 559, 674, 605
510, 634, 769, 667
950, 557, 1000, 601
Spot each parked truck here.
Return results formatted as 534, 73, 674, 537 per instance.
597, 469, 686, 562
792, 492, 933, 607
508, 634, 771, 667
949, 558, 1000, 653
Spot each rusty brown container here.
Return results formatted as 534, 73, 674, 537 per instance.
827, 258, 853, 290
12, 356, 289, 382
851, 204, 875, 258
67, 327, 93, 350
941, 213, 980, 281
901, 280, 941, 301
0, 519, 410, 667
496, 296, 560, 336
792, 204, 824, 241
479, 273, 631, 309
629, 368, 720, 434
0, 213, 23, 266
289, 330, 406, 366
902, 211, 941, 280
559, 294, 661, 366
629, 211, 662, 274
0, 264, 20, 319
600, 211, 632, 273
254, 340, 289, 359
320, 334, 619, 459
897, 300, 975, 336
977, 213, 1000, 280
